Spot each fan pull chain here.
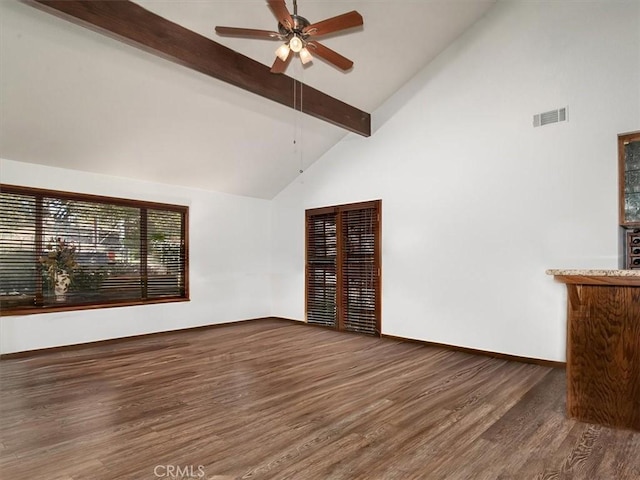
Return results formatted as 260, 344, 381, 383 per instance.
292, 75, 298, 166
298, 70, 304, 174
292, 62, 304, 175
293, 67, 304, 173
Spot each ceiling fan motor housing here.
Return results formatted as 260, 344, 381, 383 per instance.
278, 14, 310, 38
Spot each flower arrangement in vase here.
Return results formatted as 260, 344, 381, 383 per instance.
40, 237, 78, 301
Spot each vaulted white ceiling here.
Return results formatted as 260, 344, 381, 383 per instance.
0, 1, 496, 199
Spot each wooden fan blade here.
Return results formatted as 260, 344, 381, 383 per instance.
267, 0, 294, 31
270, 51, 292, 74
306, 41, 353, 71
215, 26, 284, 40
303, 11, 363, 37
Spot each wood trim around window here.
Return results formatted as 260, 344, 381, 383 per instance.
1, 184, 188, 213
0, 184, 189, 316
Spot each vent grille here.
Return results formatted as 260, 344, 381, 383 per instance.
533, 107, 567, 127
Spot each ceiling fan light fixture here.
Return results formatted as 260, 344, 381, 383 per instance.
217, 2, 363, 74
299, 47, 312, 64
289, 35, 303, 53
275, 43, 290, 61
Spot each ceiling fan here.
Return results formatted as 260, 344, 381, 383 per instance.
215, 0, 363, 74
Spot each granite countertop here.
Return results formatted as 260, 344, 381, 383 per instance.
546, 269, 640, 277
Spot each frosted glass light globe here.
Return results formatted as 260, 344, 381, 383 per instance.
275, 44, 290, 61
289, 36, 303, 53
299, 47, 312, 64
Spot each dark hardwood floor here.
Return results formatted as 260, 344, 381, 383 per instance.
0, 319, 638, 479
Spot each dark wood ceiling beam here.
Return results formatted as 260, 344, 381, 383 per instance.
25, 0, 371, 137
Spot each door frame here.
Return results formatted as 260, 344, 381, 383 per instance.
305, 199, 382, 335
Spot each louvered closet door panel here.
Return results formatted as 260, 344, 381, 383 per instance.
341, 207, 378, 335
306, 212, 337, 327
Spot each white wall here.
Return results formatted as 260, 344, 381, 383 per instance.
1, 159, 272, 354
2, 1, 638, 359
270, 0, 640, 361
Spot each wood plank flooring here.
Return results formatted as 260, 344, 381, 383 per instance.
1, 319, 639, 479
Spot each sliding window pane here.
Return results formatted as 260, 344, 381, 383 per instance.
41, 198, 141, 304
147, 209, 184, 298
0, 192, 37, 309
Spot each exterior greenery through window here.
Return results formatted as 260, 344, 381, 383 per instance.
0, 185, 188, 315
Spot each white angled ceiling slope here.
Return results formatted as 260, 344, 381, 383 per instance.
0, 0, 496, 199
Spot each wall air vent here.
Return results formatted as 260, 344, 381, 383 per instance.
533, 107, 568, 127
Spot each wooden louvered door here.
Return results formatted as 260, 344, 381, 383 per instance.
306, 210, 338, 328
340, 204, 380, 335
306, 200, 381, 336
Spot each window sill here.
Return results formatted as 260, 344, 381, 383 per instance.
0, 297, 190, 317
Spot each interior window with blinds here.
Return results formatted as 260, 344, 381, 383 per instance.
305, 200, 381, 336
0, 185, 188, 314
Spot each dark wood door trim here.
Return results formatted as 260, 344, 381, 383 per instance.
306, 200, 381, 336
